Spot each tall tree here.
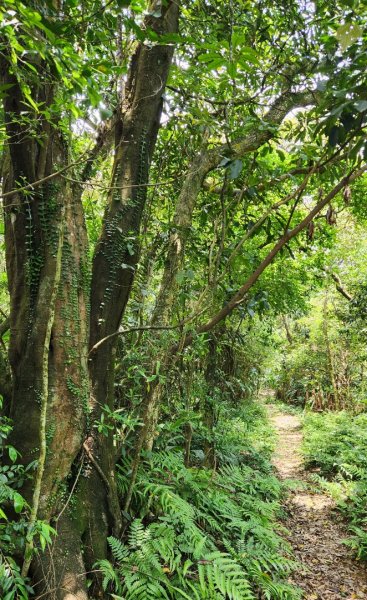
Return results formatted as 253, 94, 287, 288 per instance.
1, 1, 179, 597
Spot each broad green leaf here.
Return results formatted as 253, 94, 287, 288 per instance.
8, 445, 17, 462
13, 492, 24, 513
335, 23, 363, 51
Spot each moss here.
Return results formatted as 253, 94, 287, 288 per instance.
46, 419, 56, 451
39, 181, 62, 256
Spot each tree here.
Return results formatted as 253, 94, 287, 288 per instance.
1, 1, 179, 597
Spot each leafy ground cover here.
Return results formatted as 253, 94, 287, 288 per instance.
302, 411, 367, 560
98, 402, 300, 599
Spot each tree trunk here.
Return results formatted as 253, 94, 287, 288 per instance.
2, 70, 91, 595
85, 1, 179, 584
1, 2, 179, 597
323, 292, 339, 410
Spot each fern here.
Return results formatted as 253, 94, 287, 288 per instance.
108, 403, 301, 599
303, 411, 367, 560
107, 451, 300, 598
99, 527, 254, 600
199, 551, 253, 599
0, 555, 33, 600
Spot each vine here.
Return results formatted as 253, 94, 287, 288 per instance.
21, 211, 64, 579
99, 128, 150, 315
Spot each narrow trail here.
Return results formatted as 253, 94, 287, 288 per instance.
267, 404, 367, 600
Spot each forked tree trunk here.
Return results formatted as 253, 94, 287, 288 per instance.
1, 2, 179, 598
3, 76, 91, 595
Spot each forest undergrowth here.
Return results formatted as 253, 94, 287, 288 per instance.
0, 397, 304, 600
302, 411, 367, 561
96, 401, 301, 600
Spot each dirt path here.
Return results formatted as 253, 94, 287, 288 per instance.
268, 405, 367, 600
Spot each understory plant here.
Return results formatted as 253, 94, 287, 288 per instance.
98, 403, 300, 599
0, 404, 55, 599
302, 411, 367, 559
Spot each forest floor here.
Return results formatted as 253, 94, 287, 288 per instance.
267, 404, 367, 600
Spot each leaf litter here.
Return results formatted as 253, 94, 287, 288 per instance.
268, 406, 367, 600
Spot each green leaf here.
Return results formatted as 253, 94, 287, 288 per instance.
207, 58, 225, 70
40, 533, 46, 551
355, 100, 367, 113
0, 507, 8, 520
8, 445, 17, 462
227, 61, 237, 79
335, 23, 363, 51
13, 492, 24, 513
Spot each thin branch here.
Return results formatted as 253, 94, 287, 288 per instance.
61, 174, 175, 192
88, 323, 185, 355
1, 152, 91, 201
55, 454, 85, 523
1, 121, 116, 202
167, 85, 257, 107
0, 316, 10, 337
326, 269, 354, 302
82, 442, 110, 490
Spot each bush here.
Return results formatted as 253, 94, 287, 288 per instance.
302, 411, 367, 559
99, 404, 300, 599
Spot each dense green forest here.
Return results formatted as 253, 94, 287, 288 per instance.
1, 1, 367, 598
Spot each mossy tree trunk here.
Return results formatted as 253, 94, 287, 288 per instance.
2, 67, 91, 596
1, 2, 179, 598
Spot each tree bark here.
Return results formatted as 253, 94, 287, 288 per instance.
2, 62, 91, 595
85, 0, 179, 583
1, 1, 179, 597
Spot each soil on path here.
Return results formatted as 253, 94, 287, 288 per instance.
268, 404, 367, 600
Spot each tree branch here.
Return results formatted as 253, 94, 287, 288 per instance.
326, 269, 354, 302
178, 165, 367, 349
151, 87, 320, 327
88, 323, 184, 355
0, 316, 10, 338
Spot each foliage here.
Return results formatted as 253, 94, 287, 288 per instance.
0, 403, 55, 599
302, 411, 367, 559
1, 0, 367, 596
98, 403, 300, 599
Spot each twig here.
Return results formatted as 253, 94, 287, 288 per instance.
88, 323, 185, 355
0, 316, 10, 337
1, 152, 92, 201
82, 442, 110, 490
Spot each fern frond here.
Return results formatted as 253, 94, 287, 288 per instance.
108, 536, 129, 563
